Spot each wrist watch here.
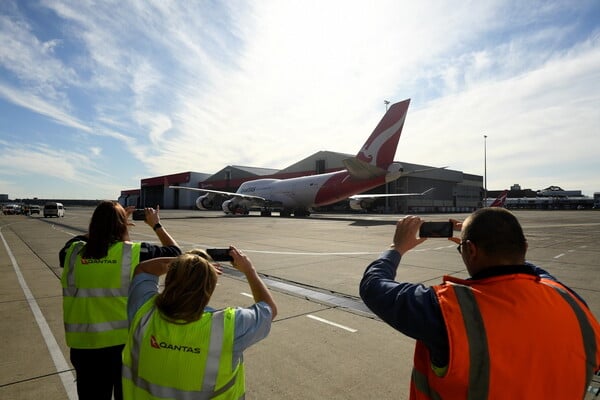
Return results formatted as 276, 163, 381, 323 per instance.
153, 223, 162, 231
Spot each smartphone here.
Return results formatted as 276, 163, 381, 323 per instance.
206, 248, 233, 262
419, 221, 453, 238
132, 209, 146, 221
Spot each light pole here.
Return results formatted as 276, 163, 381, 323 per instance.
484, 134, 487, 207
384, 100, 391, 211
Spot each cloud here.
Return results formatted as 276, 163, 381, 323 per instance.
0, 0, 598, 198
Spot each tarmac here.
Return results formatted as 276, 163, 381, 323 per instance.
1, 208, 599, 399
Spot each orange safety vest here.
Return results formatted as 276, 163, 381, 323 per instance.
410, 273, 600, 400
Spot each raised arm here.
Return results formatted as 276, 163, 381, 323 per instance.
143, 205, 179, 248
134, 257, 175, 276
229, 246, 278, 320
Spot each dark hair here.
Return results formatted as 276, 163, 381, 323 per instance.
463, 207, 527, 258
155, 252, 218, 323
83, 201, 129, 259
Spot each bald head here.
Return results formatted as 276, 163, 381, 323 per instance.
461, 208, 527, 270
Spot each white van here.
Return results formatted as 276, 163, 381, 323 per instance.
43, 202, 65, 218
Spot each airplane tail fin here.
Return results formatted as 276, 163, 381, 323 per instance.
356, 99, 410, 168
490, 190, 508, 207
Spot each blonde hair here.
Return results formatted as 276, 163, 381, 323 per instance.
154, 250, 217, 323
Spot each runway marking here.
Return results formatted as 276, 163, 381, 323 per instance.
0, 228, 77, 399
554, 253, 565, 259
241, 292, 253, 298
246, 250, 377, 256
306, 314, 357, 333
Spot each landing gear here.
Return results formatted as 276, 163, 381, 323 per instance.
293, 208, 310, 217
278, 208, 310, 217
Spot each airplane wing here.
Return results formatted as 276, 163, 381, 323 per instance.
405, 166, 449, 175
349, 188, 435, 200
168, 186, 266, 202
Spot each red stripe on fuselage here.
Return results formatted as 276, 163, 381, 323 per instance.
313, 171, 386, 207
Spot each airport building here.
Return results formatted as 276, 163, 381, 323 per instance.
487, 185, 596, 210
119, 151, 484, 213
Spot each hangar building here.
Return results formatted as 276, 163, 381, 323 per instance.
119, 151, 484, 213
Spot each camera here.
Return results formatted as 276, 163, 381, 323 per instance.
132, 209, 146, 221
206, 248, 233, 262
419, 221, 453, 238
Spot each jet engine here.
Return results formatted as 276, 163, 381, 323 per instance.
222, 199, 248, 215
221, 199, 234, 214
349, 198, 375, 211
195, 194, 213, 210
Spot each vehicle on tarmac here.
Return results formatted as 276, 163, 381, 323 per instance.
30, 205, 41, 214
43, 202, 65, 217
2, 204, 20, 215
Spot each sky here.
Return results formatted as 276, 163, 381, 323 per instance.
1, 0, 599, 200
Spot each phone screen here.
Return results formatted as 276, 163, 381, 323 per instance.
206, 248, 233, 262
419, 222, 453, 238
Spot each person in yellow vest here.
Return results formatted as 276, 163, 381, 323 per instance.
60, 201, 181, 400
360, 207, 600, 399
122, 246, 277, 400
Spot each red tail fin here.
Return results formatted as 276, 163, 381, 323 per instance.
490, 190, 508, 207
356, 99, 410, 168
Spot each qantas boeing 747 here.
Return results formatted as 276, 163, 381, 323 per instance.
171, 99, 439, 216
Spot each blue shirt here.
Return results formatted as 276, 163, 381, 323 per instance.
128, 272, 273, 355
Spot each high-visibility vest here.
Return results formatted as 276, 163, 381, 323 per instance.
411, 273, 600, 400
61, 241, 141, 349
122, 299, 244, 400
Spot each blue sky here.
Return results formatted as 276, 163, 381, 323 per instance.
1, 0, 599, 200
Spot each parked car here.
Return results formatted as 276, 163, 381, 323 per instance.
3, 204, 19, 215
43, 202, 65, 217
27, 205, 41, 215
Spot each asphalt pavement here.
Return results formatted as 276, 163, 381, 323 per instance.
1, 208, 599, 399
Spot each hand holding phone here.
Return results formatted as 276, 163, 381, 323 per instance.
419, 221, 453, 238
206, 248, 233, 262
132, 209, 146, 221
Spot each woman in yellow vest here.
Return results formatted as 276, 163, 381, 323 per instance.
122, 246, 277, 400
360, 208, 600, 399
60, 201, 181, 400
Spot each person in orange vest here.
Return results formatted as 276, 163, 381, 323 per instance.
360, 207, 600, 399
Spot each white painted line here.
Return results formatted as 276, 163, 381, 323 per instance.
554, 253, 565, 259
240, 292, 253, 298
306, 314, 357, 333
246, 250, 377, 256
0, 229, 77, 399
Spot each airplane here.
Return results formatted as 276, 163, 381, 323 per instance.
170, 99, 439, 217
489, 190, 508, 207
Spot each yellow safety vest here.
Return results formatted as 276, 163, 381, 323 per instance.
61, 241, 140, 348
122, 298, 245, 400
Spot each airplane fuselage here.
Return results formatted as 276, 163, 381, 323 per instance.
236, 169, 387, 210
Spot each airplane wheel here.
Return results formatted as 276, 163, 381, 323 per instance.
293, 209, 310, 217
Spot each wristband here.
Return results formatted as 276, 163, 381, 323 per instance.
153, 223, 162, 231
